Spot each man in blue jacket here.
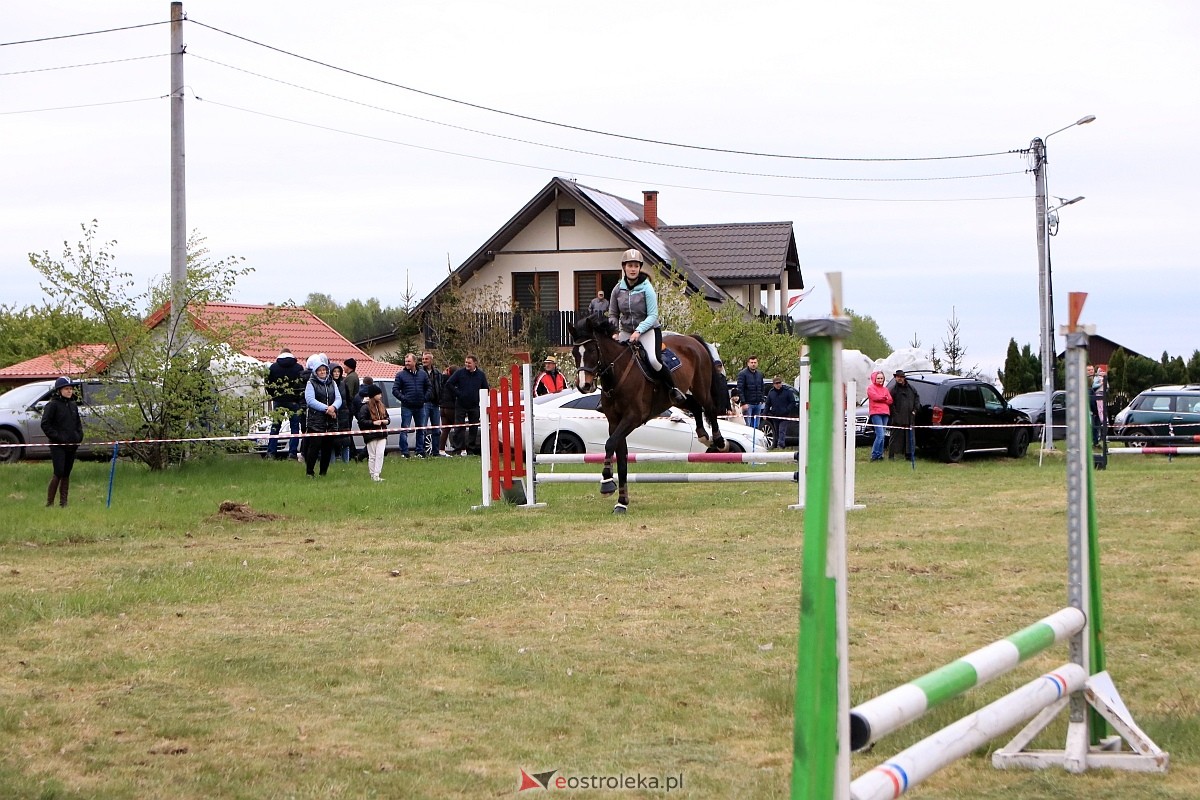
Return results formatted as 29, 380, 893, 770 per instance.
737, 356, 766, 430
393, 353, 431, 458
765, 377, 799, 449
444, 354, 489, 456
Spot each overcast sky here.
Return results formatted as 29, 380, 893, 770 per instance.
3, 1, 1196, 376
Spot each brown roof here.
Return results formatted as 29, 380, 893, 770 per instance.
0, 344, 109, 382
657, 222, 800, 283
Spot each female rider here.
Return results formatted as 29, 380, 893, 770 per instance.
606, 249, 687, 404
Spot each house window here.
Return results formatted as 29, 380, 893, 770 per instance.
575, 271, 621, 313
513, 272, 559, 312
557, 208, 576, 227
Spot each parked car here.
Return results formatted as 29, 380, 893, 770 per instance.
872, 372, 1033, 463
533, 389, 770, 454
1112, 384, 1200, 446
1008, 390, 1067, 441
0, 379, 129, 464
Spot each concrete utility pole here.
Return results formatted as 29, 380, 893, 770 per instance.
1031, 115, 1095, 452
169, 2, 186, 335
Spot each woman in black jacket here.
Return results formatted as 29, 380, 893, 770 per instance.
40, 377, 83, 507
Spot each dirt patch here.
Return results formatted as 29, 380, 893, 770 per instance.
215, 501, 281, 522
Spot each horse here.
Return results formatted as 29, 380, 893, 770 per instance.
569, 313, 727, 513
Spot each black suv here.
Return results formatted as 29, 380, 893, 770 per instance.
894, 372, 1033, 463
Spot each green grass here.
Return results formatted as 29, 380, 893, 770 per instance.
0, 451, 1197, 798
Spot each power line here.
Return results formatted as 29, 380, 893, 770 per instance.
188, 17, 1020, 164
0, 20, 171, 48
0, 53, 168, 77
189, 52, 1025, 184
197, 95, 1030, 203
0, 96, 162, 116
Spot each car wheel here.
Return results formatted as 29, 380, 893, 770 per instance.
0, 429, 22, 464
541, 432, 585, 454
1007, 427, 1030, 458
759, 419, 777, 449
940, 430, 966, 463
720, 440, 746, 454
1126, 428, 1152, 448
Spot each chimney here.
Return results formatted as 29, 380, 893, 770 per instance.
642, 190, 659, 229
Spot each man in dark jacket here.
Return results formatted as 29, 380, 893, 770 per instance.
444, 354, 489, 456
393, 353, 431, 458
265, 348, 306, 460
737, 356, 766, 430
765, 377, 799, 449
40, 376, 84, 507
887, 370, 921, 460
420, 351, 445, 456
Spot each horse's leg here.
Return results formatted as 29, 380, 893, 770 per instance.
600, 455, 617, 495
613, 437, 630, 514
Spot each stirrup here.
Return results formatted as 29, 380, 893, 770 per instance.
669, 387, 687, 404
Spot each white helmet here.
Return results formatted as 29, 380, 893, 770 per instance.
621, 248, 643, 265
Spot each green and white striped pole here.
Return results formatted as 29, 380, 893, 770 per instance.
791, 274, 852, 800
848, 606, 1085, 751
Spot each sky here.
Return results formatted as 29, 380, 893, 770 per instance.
2, 1, 1197, 377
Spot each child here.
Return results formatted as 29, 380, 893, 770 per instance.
356, 384, 390, 481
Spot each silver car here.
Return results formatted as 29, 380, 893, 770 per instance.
0, 379, 126, 463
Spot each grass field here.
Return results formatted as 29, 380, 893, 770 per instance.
1, 449, 1197, 799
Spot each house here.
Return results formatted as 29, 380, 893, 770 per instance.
410, 177, 804, 347
0, 303, 398, 392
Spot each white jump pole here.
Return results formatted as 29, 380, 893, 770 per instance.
850, 664, 1087, 800
536, 472, 797, 484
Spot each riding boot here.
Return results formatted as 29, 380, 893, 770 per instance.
47, 476, 60, 507
59, 476, 70, 507
659, 368, 687, 405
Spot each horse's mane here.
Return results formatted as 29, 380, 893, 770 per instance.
572, 312, 615, 341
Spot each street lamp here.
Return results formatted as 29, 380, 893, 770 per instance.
1031, 116, 1094, 451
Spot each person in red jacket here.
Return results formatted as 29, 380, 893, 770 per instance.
867, 370, 893, 462
536, 356, 567, 396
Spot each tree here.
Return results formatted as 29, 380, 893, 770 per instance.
999, 339, 1023, 396
0, 302, 114, 371
842, 308, 892, 360
29, 222, 278, 470
940, 307, 976, 376
301, 293, 413, 344
421, 274, 528, 378
1107, 348, 1128, 397
1165, 355, 1188, 384
1187, 350, 1200, 383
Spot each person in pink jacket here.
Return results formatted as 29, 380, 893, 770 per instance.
867, 370, 893, 461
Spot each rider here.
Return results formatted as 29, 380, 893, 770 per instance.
607, 248, 687, 405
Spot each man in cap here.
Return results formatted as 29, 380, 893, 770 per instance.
536, 355, 567, 396
888, 369, 921, 460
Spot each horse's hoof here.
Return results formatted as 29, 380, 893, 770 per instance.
600, 478, 617, 495
715, 438, 728, 452
697, 435, 711, 447
612, 503, 628, 514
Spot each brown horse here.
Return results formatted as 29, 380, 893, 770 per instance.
570, 314, 727, 513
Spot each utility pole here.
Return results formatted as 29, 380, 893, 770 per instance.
169, 2, 186, 337
1032, 136, 1054, 451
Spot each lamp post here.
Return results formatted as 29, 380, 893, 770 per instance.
1031, 115, 1094, 451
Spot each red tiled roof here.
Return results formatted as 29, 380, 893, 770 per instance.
0, 344, 109, 380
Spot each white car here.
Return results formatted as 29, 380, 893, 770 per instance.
532, 389, 770, 454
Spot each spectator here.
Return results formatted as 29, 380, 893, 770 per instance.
867, 370, 893, 462
392, 352, 431, 458
421, 351, 445, 457
265, 348, 305, 461
439, 364, 458, 454
343, 357, 361, 415
588, 290, 609, 316
356, 383, 390, 482
40, 376, 83, 507
445, 354, 489, 456
887, 370, 920, 460
302, 353, 342, 477
737, 356, 766, 430
727, 387, 746, 426
536, 356, 567, 396
765, 377, 799, 449
330, 364, 353, 463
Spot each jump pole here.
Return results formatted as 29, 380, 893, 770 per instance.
790, 273, 852, 800
850, 664, 1087, 800
848, 607, 1085, 752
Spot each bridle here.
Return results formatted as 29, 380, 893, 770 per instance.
573, 336, 634, 388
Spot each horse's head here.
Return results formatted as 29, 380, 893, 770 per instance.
570, 313, 613, 394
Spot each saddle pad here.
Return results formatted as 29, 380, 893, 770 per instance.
661, 347, 682, 372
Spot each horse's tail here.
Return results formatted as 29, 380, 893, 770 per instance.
687, 334, 728, 413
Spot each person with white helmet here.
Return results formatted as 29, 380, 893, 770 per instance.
39, 376, 83, 507
302, 353, 342, 477
606, 248, 687, 404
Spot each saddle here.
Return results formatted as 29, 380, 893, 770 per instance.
629, 342, 681, 379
